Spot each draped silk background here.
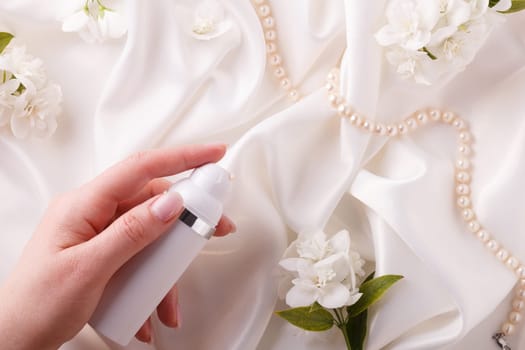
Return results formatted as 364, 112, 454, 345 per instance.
1, 0, 525, 349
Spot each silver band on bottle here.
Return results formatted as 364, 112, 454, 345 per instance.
179, 208, 215, 239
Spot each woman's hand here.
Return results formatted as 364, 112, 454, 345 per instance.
0, 144, 235, 349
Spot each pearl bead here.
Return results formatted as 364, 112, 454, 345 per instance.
456, 158, 471, 170
429, 109, 441, 121
280, 78, 291, 90
519, 279, 525, 288
289, 89, 300, 101
507, 256, 520, 269
459, 131, 472, 143
253, 0, 265, 4
458, 144, 471, 156
387, 125, 398, 136
274, 67, 285, 78
349, 114, 358, 124
497, 248, 509, 261
513, 298, 525, 311
325, 82, 334, 91
328, 93, 337, 105
462, 208, 474, 221
456, 171, 471, 183
456, 184, 470, 195
510, 311, 522, 324
477, 229, 490, 243
398, 123, 407, 134
502, 322, 515, 335
337, 104, 347, 116
258, 5, 271, 17
262, 16, 275, 28
487, 239, 499, 252
468, 220, 481, 233
373, 123, 384, 135
442, 111, 455, 123
353, 115, 363, 126
265, 30, 277, 41
457, 196, 471, 208
327, 72, 337, 82
516, 266, 525, 278
406, 118, 417, 130
517, 288, 525, 299
363, 120, 371, 130
269, 54, 281, 66
416, 112, 428, 124
266, 42, 277, 53
453, 118, 467, 130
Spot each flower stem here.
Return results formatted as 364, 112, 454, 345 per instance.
339, 324, 352, 350
333, 308, 352, 350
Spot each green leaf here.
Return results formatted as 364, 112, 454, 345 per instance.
500, 0, 525, 13
346, 308, 368, 350
0, 32, 14, 55
276, 302, 335, 332
489, 0, 500, 8
347, 275, 403, 318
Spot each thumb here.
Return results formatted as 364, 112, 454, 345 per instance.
86, 190, 184, 277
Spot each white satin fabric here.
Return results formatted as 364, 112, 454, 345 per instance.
1, 1, 525, 349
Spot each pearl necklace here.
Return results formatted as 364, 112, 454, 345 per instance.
252, 0, 302, 102
325, 68, 522, 349
253, 0, 520, 347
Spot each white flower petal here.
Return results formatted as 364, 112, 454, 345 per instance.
347, 291, 363, 306
10, 112, 31, 139
328, 230, 350, 255
1, 79, 20, 94
62, 11, 90, 33
286, 280, 319, 307
315, 254, 350, 283
318, 283, 350, 309
492, 0, 512, 11
296, 231, 328, 261
375, 25, 406, 46
446, 0, 472, 26
279, 257, 305, 272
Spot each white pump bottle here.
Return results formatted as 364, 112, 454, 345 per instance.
89, 163, 232, 346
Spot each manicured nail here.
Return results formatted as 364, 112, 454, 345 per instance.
150, 191, 183, 222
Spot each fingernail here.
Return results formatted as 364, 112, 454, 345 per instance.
229, 220, 237, 233
150, 191, 183, 222
176, 303, 182, 328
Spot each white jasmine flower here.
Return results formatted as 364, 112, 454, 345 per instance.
375, 0, 441, 51
385, 47, 433, 85
0, 45, 46, 92
61, 0, 127, 43
279, 230, 365, 309
10, 83, 61, 139
377, 0, 507, 85
428, 5, 502, 71
0, 40, 62, 139
190, 0, 232, 40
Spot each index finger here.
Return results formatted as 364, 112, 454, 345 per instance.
84, 144, 227, 203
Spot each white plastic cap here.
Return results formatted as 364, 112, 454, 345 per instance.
190, 163, 232, 202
